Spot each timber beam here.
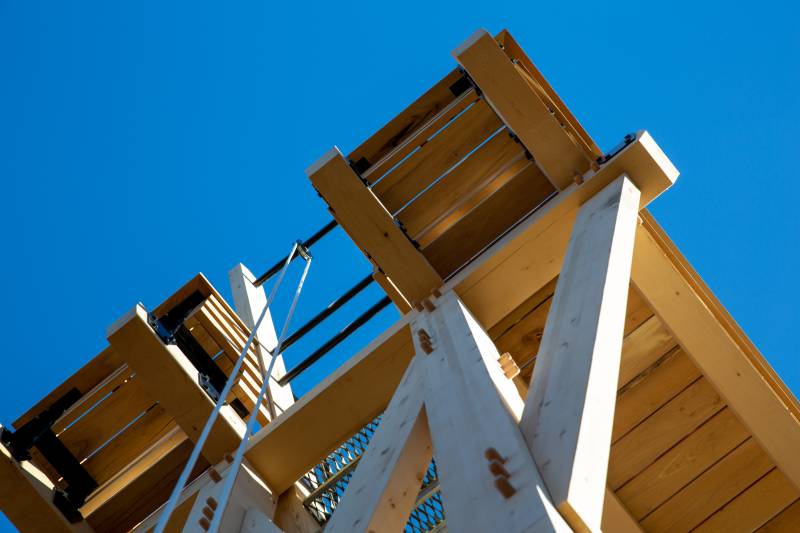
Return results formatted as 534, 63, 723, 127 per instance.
307, 147, 443, 306
107, 304, 245, 465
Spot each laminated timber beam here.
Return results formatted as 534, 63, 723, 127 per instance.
107, 304, 245, 465
454, 29, 597, 190
521, 176, 641, 532
307, 148, 443, 306
631, 212, 800, 491
1, 436, 94, 533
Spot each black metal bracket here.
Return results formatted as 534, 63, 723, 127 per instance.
597, 133, 637, 165
1, 389, 98, 523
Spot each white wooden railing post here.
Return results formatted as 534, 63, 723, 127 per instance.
520, 175, 641, 532
229, 263, 295, 417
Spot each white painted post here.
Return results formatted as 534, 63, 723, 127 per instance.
520, 175, 641, 532
325, 356, 432, 533
418, 292, 571, 533
229, 263, 295, 417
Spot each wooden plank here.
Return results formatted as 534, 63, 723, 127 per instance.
450, 130, 677, 332
696, 468, 798, 532
608, 377, 725, 489
617, 315, 676, 388
454, 29, 593, 190
616, 407, 750, 519
361, 89, 479, 184
347, 69, 463, 171
423, 161, 555, 277
494, 30, 602, 160
15, 346, 123, 429
81, 404, 176, 485
107, 304, 245, 464
758, 498, 800, 531
1, 438, 93, 533
632, 212, 800, 490
520, 176, 640, 532
326, 357, 432, 533
612, 347, 700, 442
371, 99, 502, 214
86, 436, 208, 533
308, 148, 442, 305
419, 291, 570, 533
641, 438, 774, 532
58, 374, 154, 463
245, 316, 415, 494
396, 127, 526, 240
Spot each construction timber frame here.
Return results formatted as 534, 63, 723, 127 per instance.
3, 28, 800, 533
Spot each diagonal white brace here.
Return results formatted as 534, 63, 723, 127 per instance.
520, 175, 641, 532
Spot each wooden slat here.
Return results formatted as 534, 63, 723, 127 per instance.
640, 438, 773, 532
612, 347, 700, 441
308, 148, 443, 305
616, 407, 750, 519
81, 404, 176, 485
371, 99, 502, 214
601, 490, 643, 533
361, 89, 479, 184
396, 127, 526, 240
608, 377, 724, 489
423, 161, 555, 276
454, 30, 593, 190
696, 468, 797, 532
372, 268, 412, 313
15, 347, 123, 429
451, 130, 677, 332
347, 69, 463, 170
758, 498, 800, 531
633, 212, 800, 489
617, 315, 676, 388
57, 374, 154, 462
245, 317, 415, 494
107, 304, 244, 464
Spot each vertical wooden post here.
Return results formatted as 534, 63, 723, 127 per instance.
520, 175, 641, 532
229, 263, 294, 417
419, 292, 570, 533
325, 357, 432, 533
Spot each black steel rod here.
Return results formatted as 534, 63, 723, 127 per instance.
278, 296, 392, 385
281, 274, 375, 352
253, 220, 338, 287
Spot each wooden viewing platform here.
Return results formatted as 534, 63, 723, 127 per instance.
2, 28, 799, 533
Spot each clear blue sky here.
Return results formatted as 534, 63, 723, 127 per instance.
1, 1, 798, 530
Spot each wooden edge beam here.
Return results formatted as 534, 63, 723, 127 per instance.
307, 147, 443, 304
454, 29, 594, 190
106, 304, 245, 464
448, 129, 678, 331
1, 435, 93, 533
632, 213, 800, 491
245, 314, 415, 494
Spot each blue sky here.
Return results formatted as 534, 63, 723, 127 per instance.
1, 1, 798, 530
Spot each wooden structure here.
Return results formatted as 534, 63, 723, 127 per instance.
2, 28, 799, 532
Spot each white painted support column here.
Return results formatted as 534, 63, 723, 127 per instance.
229, 263, 294, 417
520, 175, 641, 532
419, 291, 570, 533
325, 356, 432, 533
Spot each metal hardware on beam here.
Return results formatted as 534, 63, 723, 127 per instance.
253, 220, 337, 288
278, 296, 392, 386
596, 133, 636, 165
